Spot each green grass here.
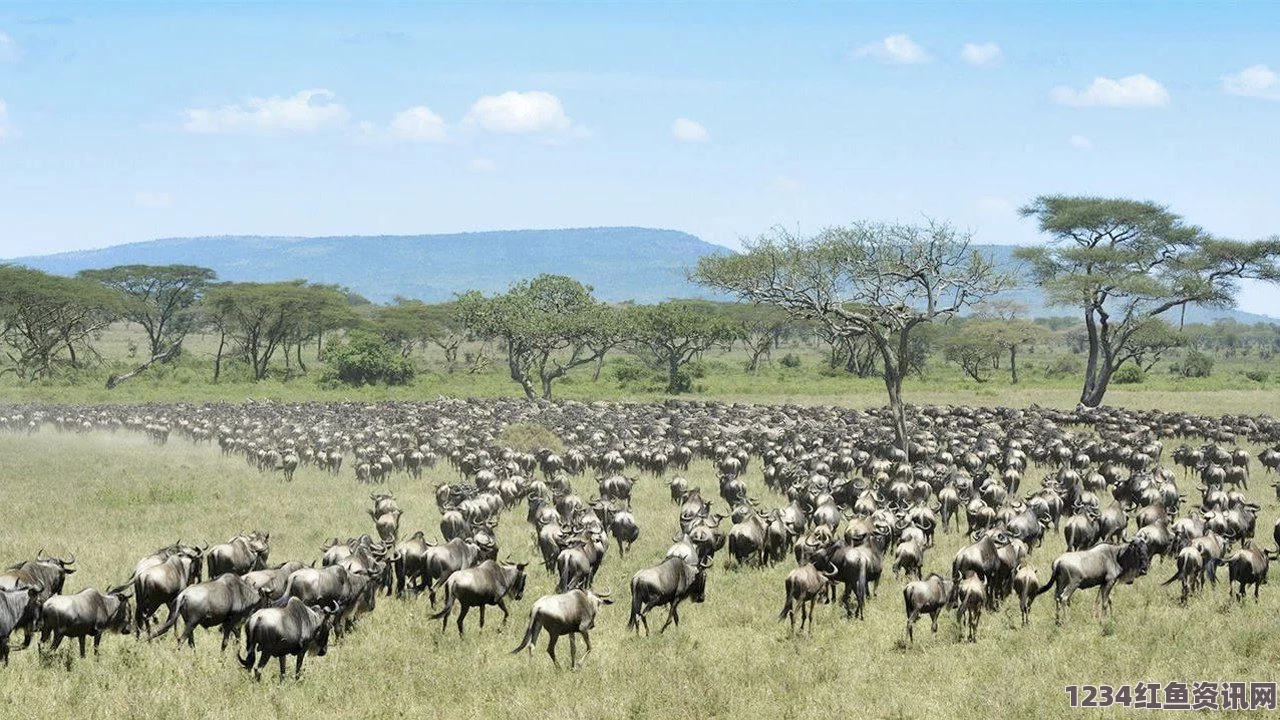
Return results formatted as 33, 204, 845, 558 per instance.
2, 428, 1279, 718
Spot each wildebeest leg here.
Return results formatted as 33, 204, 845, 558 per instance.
221, 622, 234, 652
295, 653, 305, 680
78, 636, 87, 659
568, 633, 578, 670
20, 627, 33, 649
639, 610, 651, 636
577, 631, 592, 668
254, 652, 269, 681
841, 584, 853, 618
906, 609, 918, 644
546, 633, 561, 669
659, 603, 678, 633
277, 655, 287, 680
50, 632, 64, 652
456, 605, 470, 636
479, 605, 486, 629
496, 598, 509, 627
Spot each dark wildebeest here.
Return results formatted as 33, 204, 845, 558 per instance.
903, 573, 954, 644
1034, 538, 1150, 624
243, 561, 308, 603
627, 556, 711, 635
148, 573, 264, 650
1162, 545, 1205, 604
555, 533, 606, 592
206, 532, 270, 577
0, 552, 75, 647
134, 549, 203, 636
0, 584, 42, 665
511, 589, 613, 670
430, 560, 528, 635
824, 532, 887, 621
953, 572, 986, 642
418, 538, 482, 605
238, 598, 338, 681
610, 509, 640, 558
40, 586, 134, 658
727, 510, 769, 567
1224, 541, 1273, 602
778, 562, 831, 636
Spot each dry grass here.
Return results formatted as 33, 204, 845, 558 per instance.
1, 427, 1279, 719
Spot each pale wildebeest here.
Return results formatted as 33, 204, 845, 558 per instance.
243, 561, 308, 602
903, 573, 954, 644
206, 532, 270, 577
1012, 563, 1039, 627
1034, 538, 1150, 624
369, 508, 403, 544
953, 572, 986, 642
1162, 545, 1205, 604
40, 586, 134, 658
1224, 541, 1273, 602
134, 549, 203, 636
148, 573, 264, 650
0, 584, 42, 665
430, 560, 528, 635
238, 598, 338, 681
893, 538, 925, 581
627, 556, 710, 635
511, 589, 613, 670
778, 562, 831, 636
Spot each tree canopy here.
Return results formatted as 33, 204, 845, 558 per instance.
0, 265, 120, 380
77, 264, 216, 358
627, 300, 741, 393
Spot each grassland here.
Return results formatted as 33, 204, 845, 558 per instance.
1, 428, 1279, 719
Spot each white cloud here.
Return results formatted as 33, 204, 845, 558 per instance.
1050, 74, 1170, 108
1069, 134, 1093, 150
1223, 64, 1280, 101
388, 105, 448, 142
960, 42, 1003, 68
134, 191, 173, 208
0, 99, 13, 140
671, 118, 709, 143
0, 30, 16, 62
467, 157, 496, 173
463, 91, 574, 134
182, 89, 350, 134
854, 34, 931, 65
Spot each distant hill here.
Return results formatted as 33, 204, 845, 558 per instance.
6, 228, 1276, 324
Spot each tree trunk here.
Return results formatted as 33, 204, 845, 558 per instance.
1080, 362, 1112, 407
1009, 345, 1019, 384
592, 353, 606, 382
316, 333, 324, 362
883, 364, 909, 455
667, 355, 681, 394
296, 342, 307, 373
213, 329, 225, 382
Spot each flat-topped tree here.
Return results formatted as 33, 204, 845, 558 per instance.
77, 265, 215, 358
693, 220, 1008, 453
1017, 195, 1280, 407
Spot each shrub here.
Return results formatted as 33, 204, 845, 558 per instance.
1176, 350, 1214, 378
1113, 364, 1145, 384
780, 353, 801, 368
1044, 355, 1082, 379
1246, 369, 1269, 383
322, 332, 415, 386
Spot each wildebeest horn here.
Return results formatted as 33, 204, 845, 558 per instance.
36, 548, 47, 562
63, 553, 76, 566
595, 590, 612, 599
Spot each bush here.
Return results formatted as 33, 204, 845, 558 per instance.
1113, 364, 1145, 384
780, 353, 801, 368
1044, 355, 1082, 379
322, 332, 415, 386
1175, 350, 1214, 378
1246, 369, 1269, 383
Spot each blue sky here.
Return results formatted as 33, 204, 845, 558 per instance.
2, 1, 1279, 312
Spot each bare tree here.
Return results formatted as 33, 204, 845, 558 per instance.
693, 220, 1009, 452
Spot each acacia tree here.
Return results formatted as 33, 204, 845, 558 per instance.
375, 298, 473, 371
0, 265, 119, 380
1017, 195, 1280, 406
693, 221, 1008, 453
627, 301, 741, 393
77, 265, 215, 358
457, 274, 620, 400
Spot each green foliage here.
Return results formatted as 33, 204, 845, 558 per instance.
322, 331, 415, 386
77, 265, 216, 357
1113, 364, 1145, 384
1246, 369, 1269, 383
1172, 349, 1215, 378
779, 352, 801, 368
1044, 354, 1083, 379
627, 300, 742, 393
0, 264, 121, 380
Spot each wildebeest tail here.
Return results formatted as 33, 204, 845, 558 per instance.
271, 577, 296, 607
628, 584, 643, 630
1032, 569, 1057, 598
777, 578, 794, 621
511, 613, 541, 654
1161, 558, 1184, 586
428, 584, 453, 620
855, 566, 868, 611
148, 595, 184, 639
237, 620, 256, 670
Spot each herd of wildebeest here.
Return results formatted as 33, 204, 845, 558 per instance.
3, 398, 1280, 679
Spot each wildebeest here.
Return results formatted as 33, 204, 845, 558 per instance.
417, 537, 482, 605
40, 586, 134, 658
778, 562, 830, 636
243, 561, 308, 602
1012, 563, 1039, 626
148, 573, 264, 649
238, 598, 338, 680
368, 508, 403, 544
206, 532, 270, 577
1224, 541, 1273, 602
511, 589, 613, 670
133, 549, 203, 636
0, 552, 74, 647
609, 509, 641, 557
953, 572, 986, 642
1161, 545, 1205, 604
627, 556, 711, 635
1034, 539, 1150, 623
902, 573, 953, 644
0, 584, 42, 665
430, 560, 528, 635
